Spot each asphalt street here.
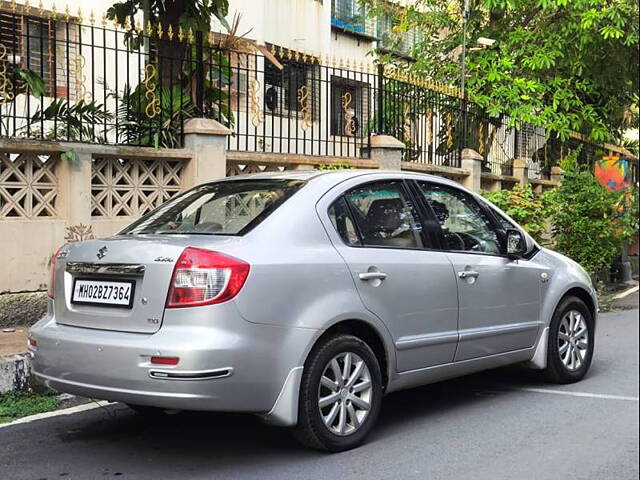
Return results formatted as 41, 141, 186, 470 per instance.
1, 305, 638, 480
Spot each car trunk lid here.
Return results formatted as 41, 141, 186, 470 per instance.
54, 235, 242, 333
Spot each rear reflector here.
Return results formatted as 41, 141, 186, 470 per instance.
28, 338, 37, 347
166, 248, 250, 308
150, 356, 179, 365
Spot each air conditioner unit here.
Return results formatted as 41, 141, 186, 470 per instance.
265, 85, 284, 112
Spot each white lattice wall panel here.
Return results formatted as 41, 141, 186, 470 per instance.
226, 162, 297, 177
91, 157, 186, 217
0, 152, 59, 218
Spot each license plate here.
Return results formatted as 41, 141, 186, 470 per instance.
71, 279, 135, 308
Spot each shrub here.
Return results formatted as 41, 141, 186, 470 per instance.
482, 184, 550, 243
544, 169, 630, 276
315, 162, 354, 170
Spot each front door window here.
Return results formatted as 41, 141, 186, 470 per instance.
417, 182, 501, 255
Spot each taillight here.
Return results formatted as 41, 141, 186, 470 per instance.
48, 245, 66, 299
166, 247, 250, 308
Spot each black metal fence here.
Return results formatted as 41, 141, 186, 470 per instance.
0, 9, 636, 183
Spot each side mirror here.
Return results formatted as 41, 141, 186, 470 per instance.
506, 228, 527, 259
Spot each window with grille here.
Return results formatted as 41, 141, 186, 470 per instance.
0, 10, 74, 98
377, 12, 420, 58
331, 0, 375, 37
264, 56, 319, 120
330, 76, 370, 137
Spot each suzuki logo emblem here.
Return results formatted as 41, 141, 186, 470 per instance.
97, 246, 108, 260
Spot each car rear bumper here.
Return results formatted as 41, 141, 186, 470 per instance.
29, 301, 317, 415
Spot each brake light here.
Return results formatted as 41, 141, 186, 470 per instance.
166, 248, 250, 308
48, 245, 66, 299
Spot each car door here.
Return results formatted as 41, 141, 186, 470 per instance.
414, 181, 545, 362
319, 178, 459, 372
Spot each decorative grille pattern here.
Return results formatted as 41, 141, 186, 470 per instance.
0, 151, 58, 218
226, 161, 297, 177
91, 157, 186, 217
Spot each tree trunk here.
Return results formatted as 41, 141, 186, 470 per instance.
156, 0, 189, 87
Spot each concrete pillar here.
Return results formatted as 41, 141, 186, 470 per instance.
183, 118, 232, 187
620, 244, 633, 283
369, 135, 404, 170
486, 178, 502, 192
551, 166, 565, 184
55, 148, 92, 226
460, 148, 483, 192
513, 159, 529, 187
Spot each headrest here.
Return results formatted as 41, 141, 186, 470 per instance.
365, 198, 405, 233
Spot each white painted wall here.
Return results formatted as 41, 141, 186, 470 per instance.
218, 0, 375, 62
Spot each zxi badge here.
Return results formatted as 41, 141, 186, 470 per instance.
96, 245, 108, 260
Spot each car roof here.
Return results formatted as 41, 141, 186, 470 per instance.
220, 169, 463, 189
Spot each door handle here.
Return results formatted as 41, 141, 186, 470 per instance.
359, 272, 388, 281
458, 270, 479, 279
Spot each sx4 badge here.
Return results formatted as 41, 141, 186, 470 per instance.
96, 245, 108, 259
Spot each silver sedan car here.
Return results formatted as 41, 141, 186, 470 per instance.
30, 170, 596, 451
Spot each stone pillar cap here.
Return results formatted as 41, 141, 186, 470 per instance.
184, 118, 232, 136
512, 158, 529, 168
370, 134, 405, 149
461, 148, 483, 161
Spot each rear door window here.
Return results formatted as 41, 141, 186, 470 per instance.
121, 179, 306, 236
328, 197, 361, 246
343, 181, 425, 249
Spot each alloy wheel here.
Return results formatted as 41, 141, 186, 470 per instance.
317, 352, 373, 436
557, 310, 589, 371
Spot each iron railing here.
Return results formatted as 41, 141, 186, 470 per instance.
220, 47, 374, 158
0, 9, 636, 184
0, 9, 206, 147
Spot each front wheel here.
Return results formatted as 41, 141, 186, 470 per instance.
292, 334, 383, 452
543, 296, 595, 384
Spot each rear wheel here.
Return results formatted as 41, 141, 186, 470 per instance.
543, 296, 594, 384
292, 334, 383, 452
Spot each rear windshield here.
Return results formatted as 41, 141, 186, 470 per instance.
121, 179, 306, 236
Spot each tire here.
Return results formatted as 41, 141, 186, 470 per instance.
292, 334, 383, 452
543, 296, 595, 384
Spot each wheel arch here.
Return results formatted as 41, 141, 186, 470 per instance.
261, 317, 393, 427
556, 287, 597, 326
305, 319, 392, 391
526, 285, 597, 371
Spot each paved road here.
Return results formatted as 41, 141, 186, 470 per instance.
2, 306, 638, 480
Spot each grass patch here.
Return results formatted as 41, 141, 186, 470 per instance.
0, 391, 59, 423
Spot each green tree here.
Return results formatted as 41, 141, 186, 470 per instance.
365, 0, 639, 143
107, 0, 229, 33
105, 0, 234, 139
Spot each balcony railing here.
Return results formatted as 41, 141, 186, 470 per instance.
331, 0, 377, 38
377, 17, 421, 59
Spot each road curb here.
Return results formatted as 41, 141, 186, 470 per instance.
0, 400, 113, 428
0, 353, 32, 394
